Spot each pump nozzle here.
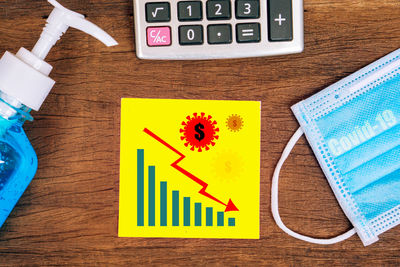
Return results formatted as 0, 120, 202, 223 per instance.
0, 0, 118, 111
32, 0, 118, 60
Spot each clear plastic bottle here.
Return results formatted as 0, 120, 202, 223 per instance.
0, 0, 117, 228
0, 92, 37, 227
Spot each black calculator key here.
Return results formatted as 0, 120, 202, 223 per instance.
207, 0, 231, 20
178, 1, 203, 21
236, 0, 260, 19
179, 25, 204, 45
207, 24, 232, 44
236, 23, 261, 43
268, 0, 293, 41
146, 2, 171, 23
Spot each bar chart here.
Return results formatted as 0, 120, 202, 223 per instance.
119, 99, 260, 239
136, 149, 236, 227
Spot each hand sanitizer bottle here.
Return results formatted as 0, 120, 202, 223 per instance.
0, 0, 118, 228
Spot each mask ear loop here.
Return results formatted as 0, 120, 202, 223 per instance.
271, 127, 356, 245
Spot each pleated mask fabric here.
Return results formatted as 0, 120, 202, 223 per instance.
290, 48, 400, 246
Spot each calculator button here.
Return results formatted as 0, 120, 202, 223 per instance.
206, 0, 231, 20
178, 1, 203, 21
235, 0, 260, 19
207, 24, 232, 44
179, 25, 204, 45
236, 23, 260, 43
147, 27, 171, 46
268, 0, 293, 41
146, 2, 171, 23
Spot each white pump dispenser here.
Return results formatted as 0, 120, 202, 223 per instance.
0, 0, 118, 111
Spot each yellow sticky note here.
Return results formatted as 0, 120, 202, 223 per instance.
119, 99, 260, 239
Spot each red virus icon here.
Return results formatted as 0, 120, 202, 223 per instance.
180, 113, 219, 152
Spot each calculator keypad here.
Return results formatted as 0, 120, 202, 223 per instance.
147, 26, 171, 46
208, 24, 232, 44
206, 0, 232, 20
145, 2, 171, 22
134, 0, 304, 59
236, 0, 260, 19
179, 25, 204, 45
236, 23, 260, 43
268, 0, 293, 41
178, 1, 203, 21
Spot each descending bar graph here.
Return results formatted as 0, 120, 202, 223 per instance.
160, 181, 167, 226
206, 208, 213, 226
217, 212, 224, 226
184, 197, 190, 226
137, 149, 144, 226
135, 149, 236, 228
148, 166, 155, 226
119, 99, 262, 239
195, 203, 202, 226
173, 191, 179, 226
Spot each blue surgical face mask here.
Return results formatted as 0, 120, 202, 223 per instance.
271, 48, 400, 246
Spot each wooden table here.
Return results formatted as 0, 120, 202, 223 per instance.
0, 0, 399, 265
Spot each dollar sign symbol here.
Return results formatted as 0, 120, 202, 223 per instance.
195, 123, 205, 141
225, 161, 231, 173
233, 120, 237, 128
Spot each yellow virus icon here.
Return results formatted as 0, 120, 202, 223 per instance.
212, 150, 243, 182
226, 114, 244, 132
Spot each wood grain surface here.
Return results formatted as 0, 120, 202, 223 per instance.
0, 0, 400, 266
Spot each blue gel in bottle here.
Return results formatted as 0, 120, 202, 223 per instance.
0, 94, 37, 228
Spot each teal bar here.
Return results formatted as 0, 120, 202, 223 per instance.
160, 181, 167, 226
228, 218, 236, 227
184, 197, 190, 226
217, 212, 224, 226
195, 203, 202, 226
148, 166, 155, 226
172, 191, 179, 226
137, 149, 144, 226
206, 207, 213, 226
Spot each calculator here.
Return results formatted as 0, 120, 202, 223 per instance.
133, 0, 304, 60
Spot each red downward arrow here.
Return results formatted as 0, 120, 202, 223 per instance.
225, 199, 239, 212
144, 128, 239, 213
